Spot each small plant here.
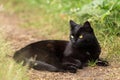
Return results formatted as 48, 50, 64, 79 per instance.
73, 0, 120, 37
88, 60, 97, 67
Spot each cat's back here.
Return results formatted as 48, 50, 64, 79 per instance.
29, 40, 68, 56
13, 40, 68, 62
30, 40, 68, 48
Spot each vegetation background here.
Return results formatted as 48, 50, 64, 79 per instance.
0, 0, 120, 80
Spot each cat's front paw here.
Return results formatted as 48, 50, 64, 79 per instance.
74, 59, 83, 69
67, 66, 77, 73
96, 59, 109, 66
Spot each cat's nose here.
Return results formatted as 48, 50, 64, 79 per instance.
72, 40, 76, 44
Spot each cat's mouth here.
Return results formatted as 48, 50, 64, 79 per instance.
72, 43, 79, 48
72, 41, 92, 48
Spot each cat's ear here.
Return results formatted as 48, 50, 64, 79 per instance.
69, 20, 77, 30
83, 21, 93, 32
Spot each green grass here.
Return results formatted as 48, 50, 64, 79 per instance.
0, 34, 29, 80
0, 0, 120, 78
1, 0, 93, 40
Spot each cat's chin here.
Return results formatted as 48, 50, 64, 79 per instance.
72, 44, 79, 48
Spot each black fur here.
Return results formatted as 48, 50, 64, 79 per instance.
62, 20, 109, 73
13, 20, 109, 73
13, 40, 68, 72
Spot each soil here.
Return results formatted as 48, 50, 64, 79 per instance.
0, 12, 120, 80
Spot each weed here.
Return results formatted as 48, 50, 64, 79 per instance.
0, 34, 29, 80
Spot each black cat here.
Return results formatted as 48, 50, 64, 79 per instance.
62, 20, 109, 73
13, 20, 109, 73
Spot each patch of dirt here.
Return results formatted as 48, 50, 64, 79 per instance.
0, 12, 120, 80
0, 12, 42, 50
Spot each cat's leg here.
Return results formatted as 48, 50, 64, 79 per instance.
96, 58, 109, 66
24, 58, 64, 72
62, 62, 77, 73
62, 57, 82, 73
32, 61, 59, 72
74, 59, 83, 69
89, 56, 109, 66
88, 49, 109, 66
90, 54, 109, 66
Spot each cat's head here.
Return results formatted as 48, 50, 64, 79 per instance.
69, 20, 98, 48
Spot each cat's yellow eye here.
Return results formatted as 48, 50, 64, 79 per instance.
79, 35, 83, 39
71, 35, 74, 38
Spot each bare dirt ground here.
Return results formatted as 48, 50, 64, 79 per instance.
0, 12, 120, 80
